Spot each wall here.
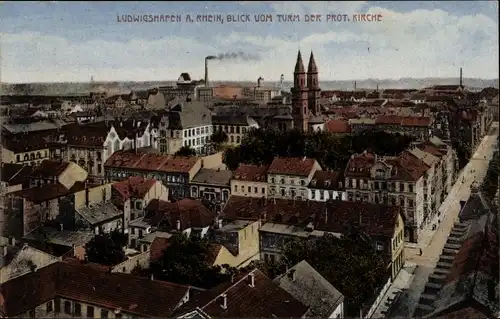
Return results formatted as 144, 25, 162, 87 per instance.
111, 250, 150, 274
58, 162, 89, 189
230, 180, 268, 198
362, 277, 392, 318
8, 148, 50, 166
187, 158, 203, 180
145, 181, 169, 203
390, 214, 405, 279
74, 184, 113, 209
212, 85, 244, 99
329, 302, 344, 319
1, 146, 14, 164
201, 152, 224, 169
308, 189, 346, 202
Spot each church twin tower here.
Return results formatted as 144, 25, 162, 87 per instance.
291, 51, 321, 131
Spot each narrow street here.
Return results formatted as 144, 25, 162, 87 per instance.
373, 122, 499, 318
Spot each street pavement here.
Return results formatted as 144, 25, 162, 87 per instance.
372, 122, 499, 318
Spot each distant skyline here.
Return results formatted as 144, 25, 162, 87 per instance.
1, 1, 498, 83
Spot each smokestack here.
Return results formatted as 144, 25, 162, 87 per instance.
205, 58, 209, 87
354, 81, 357, 90
460, 67, 463, 87
85, 183, 90, 207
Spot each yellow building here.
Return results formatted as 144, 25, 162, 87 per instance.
230, 164, 269, 198
1, 145, 50, 166
211, 220, 261, 268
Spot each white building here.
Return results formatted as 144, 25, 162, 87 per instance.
308, 171, 347, 202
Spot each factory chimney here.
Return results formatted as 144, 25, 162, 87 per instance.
205, 58, 209, 87
459, 67, 463, 88
257, 76, 263, 88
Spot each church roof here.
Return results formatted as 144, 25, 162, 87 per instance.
307, 51, 317, 73
294, 51, 305, 73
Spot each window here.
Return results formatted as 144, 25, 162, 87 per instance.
300, 180, 306, 186
320, 192, 324, 200
135, 201, 143, 210
74, 303, 81, 316
101, 309, 109, 319
230, 136, 234, 143
46, 301, 53, 312
236, 136, 241, 143
28, 310, 35, 318
261, 187, 265, 194
409, 199, 414, 208
311, 191, 315, 199
399, 183, 404, 192
242, 127, 247, 134
97, 164, 102, 174
400, 198, 405, 206
248, 186, 251, 192
54, 299, 60, 312
280, 189, 285, 196
64, 301, 72, 314
87, 306, 94, 317
409, 184, 414, 192
271, 178, 275, 183
376, 242, 384, 251
97, 151, 102, 161
254, 187, 258, 193
16, 154, 20, 162
234, 185, 237, 191
280, 178, 285, 184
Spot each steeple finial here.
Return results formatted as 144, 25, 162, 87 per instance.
294, 50, 305, 73
307, 51, 317, 73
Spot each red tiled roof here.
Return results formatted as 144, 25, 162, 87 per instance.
309, 170, 344, 190
400, 116, 431, 127
268, 157, 317, 177
316, 201, 402, 238
112, 176, 157, 204
181, 269, 309, 318
385, 151, 429, 181
417, 142, 446, 158
146, 199, 216, 230
30, 160, 70, 179
105, 150, 199, 174
232, 164, 268, 182
324, 119, 350, 133
221, 196, 324, 223
0, 260, 190, 317
149, 237, 171, 262
344, 151, 376, 178
9, 181, 88, 203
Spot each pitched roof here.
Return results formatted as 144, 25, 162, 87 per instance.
309, 170, 344, 190
344, 151, 376, 178
0, 260, 191, 317
9, 181, 87, 203
191, 168, 233, 186
176, 269, 309, 318
30, 160, 70, 179
104, 150, 199, 174
76, 201, 123, 225
268, 157, 318, 177
2, 130, 58, 153
316, 201, 402, 238
274, 260, 344, 317
112, 176, 157, 204
1, 163, 26, 184
232, 164, 268, 182
149, 237, 171, 262
324, 119, 350, 133
146, 199, 216, 230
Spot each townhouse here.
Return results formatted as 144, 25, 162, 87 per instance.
189, 168, 233, 210
267, 157, 322, 199
104, 150, 201, 200
157, 99, 213, 155
212, 115, 259, 145
230, 164, 269, 198
308, 170, 347, 202
221, 196, 406, 280
1, 129, 55, 166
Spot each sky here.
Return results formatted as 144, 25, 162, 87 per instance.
1, 1, 499, 83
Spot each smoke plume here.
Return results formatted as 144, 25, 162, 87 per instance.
205, 51, 260, 61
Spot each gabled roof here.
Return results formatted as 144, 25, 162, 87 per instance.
275, 260, 344, 317
0, 260, 191, 317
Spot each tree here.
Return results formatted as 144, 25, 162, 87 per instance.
85, 231, 126, 266
175, 145, 196, 157
223, 146, 242, 171
211, 129, 229, 145
279, 234, 387, 316
150, 234, 233, 289
481, 150, 499, 200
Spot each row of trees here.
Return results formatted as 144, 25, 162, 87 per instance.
481, 150, 499, 200
254, 234, 388, 316
223, 128, 416, 171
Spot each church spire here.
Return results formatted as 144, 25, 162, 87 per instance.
294, 50, 305, 73
307, 51, 317, 73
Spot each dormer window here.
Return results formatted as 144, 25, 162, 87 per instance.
324, 180, 331, 187
280, 178, 285, 184
311, 180, 317, 186
301, 180, 306, 186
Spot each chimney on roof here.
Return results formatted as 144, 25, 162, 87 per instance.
287, 269, 296, 282
60, 223, 64, 231
217, 219, 223, 229
150, 274, 154, 281
220, 293, 228, 309
248, 272, 255, 287
205, 58, 209, 87
354, 81, 357, 90
176, 219, 181, 231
